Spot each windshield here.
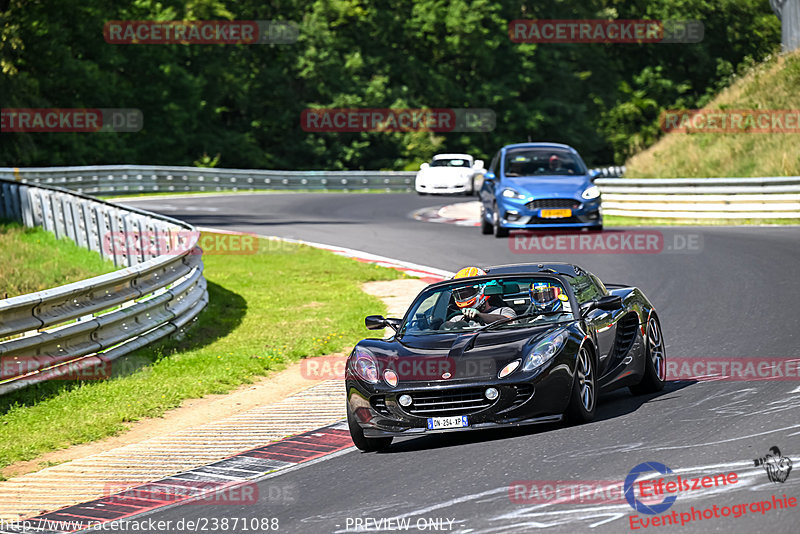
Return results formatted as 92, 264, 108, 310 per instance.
504, 149, 585, 176
401, 277, 573, 336
431, 158, 471, 167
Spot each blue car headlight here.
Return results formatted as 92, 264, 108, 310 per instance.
502, 188, 527, 200
581, 186, 601, 200
522, 329, 568, 372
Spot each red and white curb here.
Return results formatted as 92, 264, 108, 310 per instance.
1, 424, 352, 534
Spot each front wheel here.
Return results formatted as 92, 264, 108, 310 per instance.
630, 315, 666, 395
347, 406, 392, 452
480, 205, 493, 234
565, 346, 596, 424
493, 203, 509, 238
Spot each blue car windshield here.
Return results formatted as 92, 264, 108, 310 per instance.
400, 277, 574, 336
504, 149, 585, 176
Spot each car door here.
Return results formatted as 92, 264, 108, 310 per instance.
573, 273, 620, 376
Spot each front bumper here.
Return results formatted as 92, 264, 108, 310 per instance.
416, 182, 471, 194
498, 197, 602, 229
347, 362, 572, 437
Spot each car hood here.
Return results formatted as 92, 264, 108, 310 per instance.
358, 324, 569, 384
503, 176, 590, 199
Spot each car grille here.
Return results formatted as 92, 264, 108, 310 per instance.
527, 215, 582, 224
498, 384, 534, 413
526, 199, 580, 210
405, 387, 494, 417
371, 395, 391, 416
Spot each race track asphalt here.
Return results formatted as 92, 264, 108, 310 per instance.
108, 193, 800, 534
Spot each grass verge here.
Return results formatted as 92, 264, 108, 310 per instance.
625, 49, 800, 178
0, 234, 401, 473
0, 221, 117, 299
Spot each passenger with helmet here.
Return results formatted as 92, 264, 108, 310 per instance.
525, 281, 566, 316
444, 267, 516, 327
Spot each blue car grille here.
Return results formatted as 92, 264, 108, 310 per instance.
526, 198, 580, 210
406, 387, 493, 416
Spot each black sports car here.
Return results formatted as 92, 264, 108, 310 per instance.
345, 263, 666, 451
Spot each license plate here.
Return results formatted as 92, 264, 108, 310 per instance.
540, 209, 572, 218
427, 416, 469, 430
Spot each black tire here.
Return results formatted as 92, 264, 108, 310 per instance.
493, 203, 509, 238
565, 346, 597, 424
347, 406, 392, 452
630, 315, 666, 395
589, 224, 603, 232
417, 191, 428, 196
480, 205, 493, 235
467, 177, 476, 196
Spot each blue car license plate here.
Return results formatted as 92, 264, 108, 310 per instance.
427, 416, 469, 430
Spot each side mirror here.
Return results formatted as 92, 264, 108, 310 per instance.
588, 169, 600, 182
483, 171, 496, 181
420, 163, 430, 170
365, 315, 386, 330
473, 159, 484, 169
598, 295, 622, 311
580, 295, 622, 316
365, 315, 401, 331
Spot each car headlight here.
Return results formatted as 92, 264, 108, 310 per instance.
502, 188, 526, 200
581, 186, 601, 200
352, 348, 379, 383
522, 329, 568, 372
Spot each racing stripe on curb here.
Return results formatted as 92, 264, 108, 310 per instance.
1, 424, 352, 534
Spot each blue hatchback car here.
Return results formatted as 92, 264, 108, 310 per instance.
479, 143, 602, 237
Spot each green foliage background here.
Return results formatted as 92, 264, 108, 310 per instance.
0, 0, 780, 169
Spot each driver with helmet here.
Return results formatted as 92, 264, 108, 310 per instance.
446, 267, 516, 327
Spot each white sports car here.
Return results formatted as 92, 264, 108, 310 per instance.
415, 153, 485, 195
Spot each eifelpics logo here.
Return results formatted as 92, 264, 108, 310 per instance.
754, 446, 793, 483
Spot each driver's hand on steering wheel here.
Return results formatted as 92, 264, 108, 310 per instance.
463, 308, 480, 321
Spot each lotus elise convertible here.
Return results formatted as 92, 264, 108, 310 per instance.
345, 263, 666, 451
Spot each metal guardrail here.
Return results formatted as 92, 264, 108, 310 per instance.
0, 165, 417, 194
591, 166, 626, 178
0, 178, 208, 395
596, 176, 800, 218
